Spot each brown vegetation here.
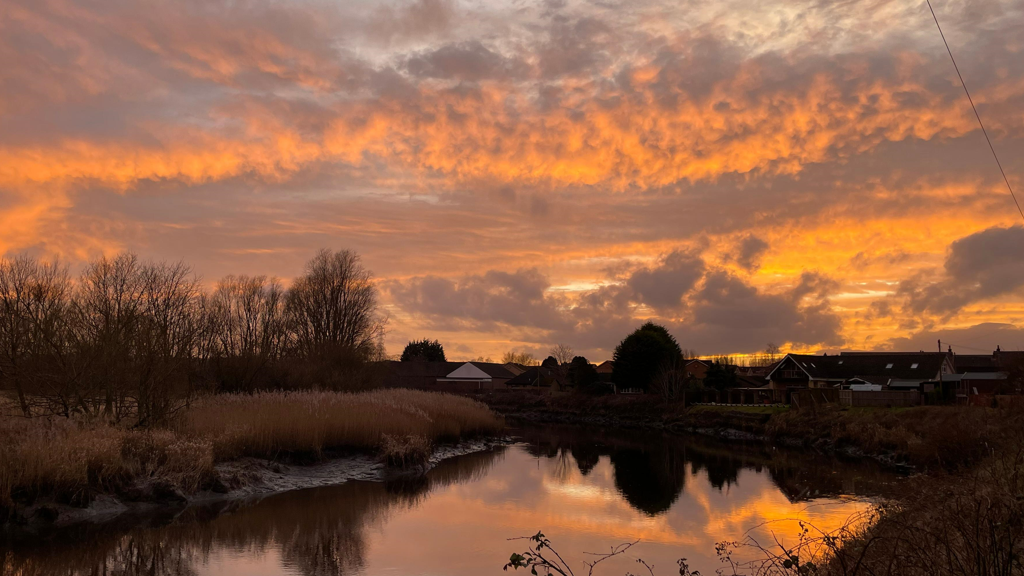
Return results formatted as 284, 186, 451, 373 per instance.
0, 389, 502, 522
183, 389, 502, 460
0, 249, 388, 427
764, 405, 1020, 471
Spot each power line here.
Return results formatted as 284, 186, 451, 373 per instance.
926, 0, 1024, 224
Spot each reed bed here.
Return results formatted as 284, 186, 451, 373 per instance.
182, 389, 504, 460
0, 389, 502, 519
0, 418, 215, 515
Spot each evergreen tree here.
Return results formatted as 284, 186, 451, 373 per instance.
401, 338, 446, 362
611, 322, 683, 392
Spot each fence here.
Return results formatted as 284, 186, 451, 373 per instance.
839, 390, 920, 408
791, 388, 839, 410
685, 389, 779, 405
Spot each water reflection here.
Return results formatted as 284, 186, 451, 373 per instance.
516, 423, 894, 514
2, 450, 500, 576
2, 425, 898, 576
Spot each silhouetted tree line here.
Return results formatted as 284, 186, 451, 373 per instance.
0, 249, 386, 424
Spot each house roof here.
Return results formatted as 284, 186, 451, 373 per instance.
506, 366, 564, 387
735, 374, 768, 388
955, 351, 1024, 373
463, 362, 516, 379
768, 352, 950, 383
954, 354, 1000, 373
961, 372, 1007, 380
444, 363, 493, 380
596, 360, 614, 373
384, 360, 515, 384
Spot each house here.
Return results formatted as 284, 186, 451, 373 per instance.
766, 352, 954, 394
382, 360, 517, 392
954, 348, 1024, 374
596, 360, 615, 383
961, 372, 1010, 395
684, 359, 711, 381
506, 366, 567, 389
436, 362, 516, 392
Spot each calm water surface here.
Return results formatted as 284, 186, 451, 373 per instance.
5, 424, 899, 575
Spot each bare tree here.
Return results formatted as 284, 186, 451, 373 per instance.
209, 275, 288, 391
651, 356, 693, 401
76, 253, 147, 420
286, 249, 386, 359
502, 351, 537, 366
0, 257, 72, 416
549, 343, 574, 365
132, 260, 205, 426
75, 254, 205, 424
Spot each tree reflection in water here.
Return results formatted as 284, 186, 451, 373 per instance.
512, 422, 896, 517
1, 448, 503, 576
1, 425, 896, 576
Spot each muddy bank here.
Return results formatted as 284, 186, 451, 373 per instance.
6, 437, 507, 534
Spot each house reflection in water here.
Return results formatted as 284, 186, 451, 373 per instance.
2, 425, 896, 576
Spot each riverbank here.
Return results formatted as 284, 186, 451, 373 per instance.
483, 392, 1022, 471
0, 389, 504, 529
487, 392, 1024, 575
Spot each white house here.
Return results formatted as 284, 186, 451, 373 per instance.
436, 362, 496, 391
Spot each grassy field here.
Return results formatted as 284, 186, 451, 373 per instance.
0, 389, 503, 519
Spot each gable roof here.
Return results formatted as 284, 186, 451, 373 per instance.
506, 366, 564, 387
470, 362, 517, 379
444, 362, 492, 380
767, 352, 951, 382
596, 360, 614, 373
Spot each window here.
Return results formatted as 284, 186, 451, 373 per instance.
885, 363, 893, 369
911, 363, 919, 369
838, 360, 843, 365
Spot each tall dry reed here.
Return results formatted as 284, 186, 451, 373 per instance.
182, 389, 503, 459
0, 389, 502, 517
0, 418, 214, 515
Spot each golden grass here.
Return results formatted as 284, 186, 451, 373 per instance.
182, 389, 503, 460
0, 389, 502, 517
0, 418, 215, 512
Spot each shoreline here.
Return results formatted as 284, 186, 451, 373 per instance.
4, 437, 508, 535
481, 392, 998, 473
503, 408, 914, 471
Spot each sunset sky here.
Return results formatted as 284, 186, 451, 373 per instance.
2, 0, 1023, 361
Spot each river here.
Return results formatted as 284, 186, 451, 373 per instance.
2, 423, 901, 575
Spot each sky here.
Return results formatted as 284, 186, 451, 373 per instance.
2, 0, 1024, 361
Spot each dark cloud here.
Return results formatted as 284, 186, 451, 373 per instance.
537, 17, 614, 78
897, 226, 1024, 316
675, 270, 843, 353
732, 235, 768, 271
883, 322, 1024, 354
369, 0, 457, 45
626, 250, 705, 311
404, 41, 529, 81
387, 269, 571, 332
388, 254, 843, 356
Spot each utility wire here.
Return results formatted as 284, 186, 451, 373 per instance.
926, 0, 1024, 224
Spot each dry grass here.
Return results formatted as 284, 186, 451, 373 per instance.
764, 405, 1020, 470
0, 389, 502, 520
0, 418, 215, 516
182, 389, 503, 460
